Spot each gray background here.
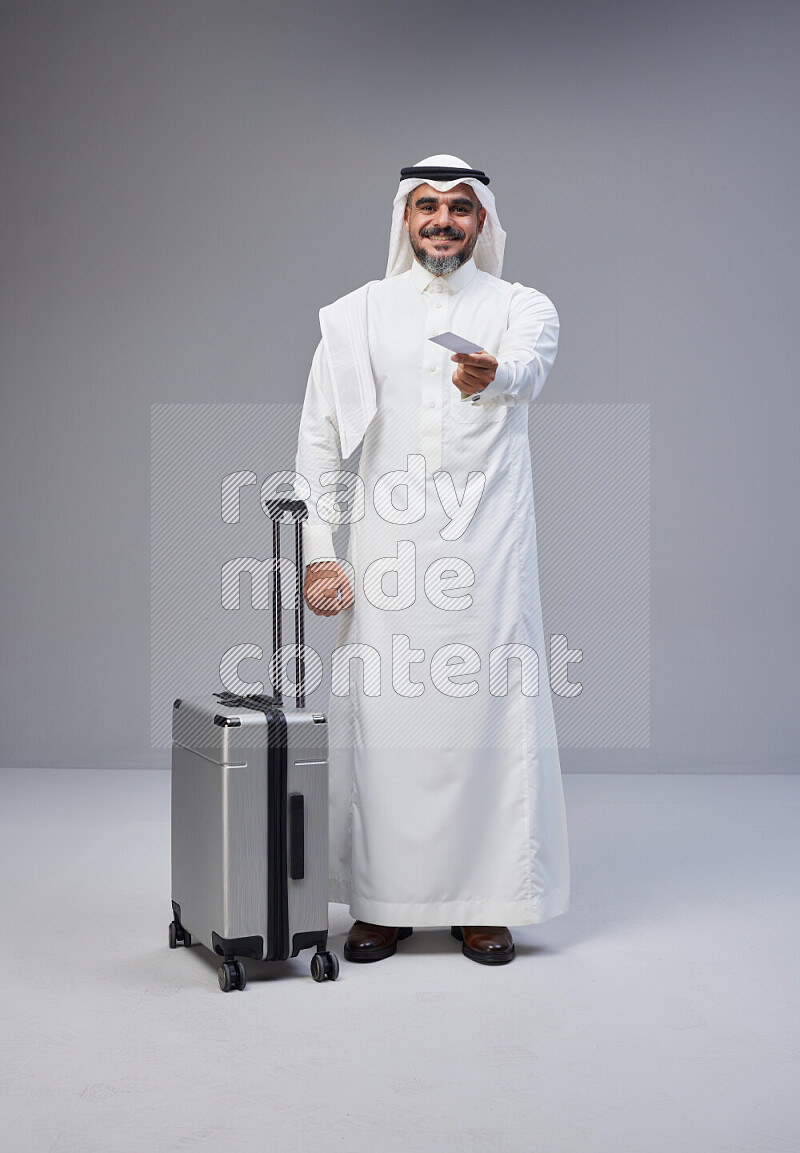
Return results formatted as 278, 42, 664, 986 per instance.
1, 0, 797, 771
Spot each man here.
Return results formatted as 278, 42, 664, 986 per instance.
294, 155, 569, 965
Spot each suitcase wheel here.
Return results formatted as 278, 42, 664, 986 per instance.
168, 919, 191, 950
310, 950, 339, 983
218, 960, 247, 993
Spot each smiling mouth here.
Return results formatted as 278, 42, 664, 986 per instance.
421, 230, 464, 242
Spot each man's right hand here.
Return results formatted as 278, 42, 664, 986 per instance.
304, 561, 354, 617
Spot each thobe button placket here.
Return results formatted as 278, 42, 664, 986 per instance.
419, 277, 451, 476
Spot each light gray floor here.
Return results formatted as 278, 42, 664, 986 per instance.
0, 769, 797, 1153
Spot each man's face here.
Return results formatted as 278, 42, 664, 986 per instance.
403, 182, 486, 275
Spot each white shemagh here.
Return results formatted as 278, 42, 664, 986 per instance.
386, 153, 506, 279
318, 155, 505, 459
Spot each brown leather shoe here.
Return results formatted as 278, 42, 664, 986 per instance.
343, 921, 413, 963
451, 925, 515, 965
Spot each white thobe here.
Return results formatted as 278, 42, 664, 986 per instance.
295, 257, 570, 927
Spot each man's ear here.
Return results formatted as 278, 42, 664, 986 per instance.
477, 206, 486, 234
403, 204, 410, 231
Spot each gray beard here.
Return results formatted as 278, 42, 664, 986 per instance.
410, 227, 477, 277
413, 249, 466, 276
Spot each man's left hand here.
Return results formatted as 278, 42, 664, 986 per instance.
451, 350, 498, 396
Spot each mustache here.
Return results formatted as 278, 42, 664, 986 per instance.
419, 226, 466, 240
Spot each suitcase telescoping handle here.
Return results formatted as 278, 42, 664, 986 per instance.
263, 497, 308, 711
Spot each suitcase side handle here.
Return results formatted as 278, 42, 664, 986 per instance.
288, 793, 305, 880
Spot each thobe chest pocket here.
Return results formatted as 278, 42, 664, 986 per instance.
449, 388, 507, 425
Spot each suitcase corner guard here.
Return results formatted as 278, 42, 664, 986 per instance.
211, 931, 265, 961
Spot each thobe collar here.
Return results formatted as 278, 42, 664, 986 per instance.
409, 257, 478, 295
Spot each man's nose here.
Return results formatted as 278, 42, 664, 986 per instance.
434, 204, 454, 225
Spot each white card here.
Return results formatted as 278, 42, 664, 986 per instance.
429, 331, 484, 355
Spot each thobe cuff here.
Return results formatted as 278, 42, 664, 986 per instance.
303, 521, 337, 567
471, 361, 513, 404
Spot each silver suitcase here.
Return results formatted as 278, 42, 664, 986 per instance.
169, 498, 338, 990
